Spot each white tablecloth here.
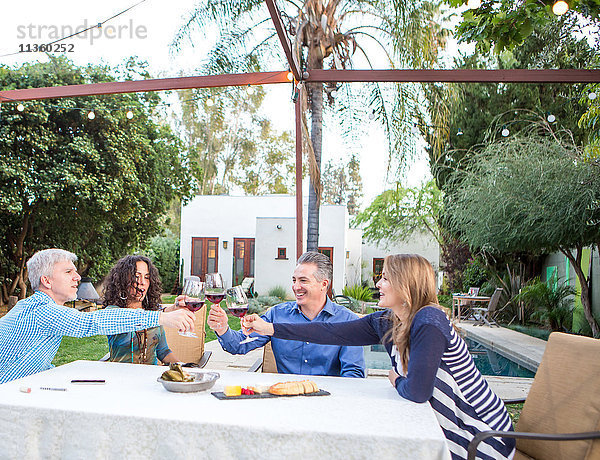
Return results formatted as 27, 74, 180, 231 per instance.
0, 360, 450, 459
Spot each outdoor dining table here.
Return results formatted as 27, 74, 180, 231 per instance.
451, 294, 491, 322
0, 360, 451, 459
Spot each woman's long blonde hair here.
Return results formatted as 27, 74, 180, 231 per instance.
382, 254, 441, 374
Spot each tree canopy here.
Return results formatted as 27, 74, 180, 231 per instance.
354, 179, 442, 246
0, 57, 191, 301
176, 86, 295, 196
446, 0, 600, 54
418, 20, 599, 189
445, 131, 600, 333
322, 154, 363, 215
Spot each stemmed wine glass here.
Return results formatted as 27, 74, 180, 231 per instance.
205, 273, 226, 306
179, 276, 204, 338
226, 285, 258, 344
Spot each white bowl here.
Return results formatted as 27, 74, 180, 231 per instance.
157, 371, 220, 393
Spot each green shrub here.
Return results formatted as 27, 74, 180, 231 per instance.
267, 285, 288, 300
144, 231, 180, 293
437, 294, 452, 310
342, 284, 373, 302
248, 299, 263, 314
461, 257, 488, 292
515, 275, 575, 332
255, 295, 282, 307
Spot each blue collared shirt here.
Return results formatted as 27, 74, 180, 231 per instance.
0, 291, 161, 384
217, 298, 365, 378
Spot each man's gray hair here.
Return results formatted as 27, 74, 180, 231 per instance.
27, 249, 77, 291
297, 251, 333, 283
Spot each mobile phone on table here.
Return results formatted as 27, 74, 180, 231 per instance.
70, 379, 106, 384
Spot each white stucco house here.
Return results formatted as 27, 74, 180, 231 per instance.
180, 195, 439, 296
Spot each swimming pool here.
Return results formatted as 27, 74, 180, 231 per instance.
364, 338, 535, 378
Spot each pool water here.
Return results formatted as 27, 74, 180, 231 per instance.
364, 338, 535, 378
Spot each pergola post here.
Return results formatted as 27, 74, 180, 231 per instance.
295, 84, 303, 260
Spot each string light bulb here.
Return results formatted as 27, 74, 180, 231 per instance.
552, 0, 569, 15
547, 113, 556, 123
589, 92, 597, 100
126, 110, 134, 119
501, 126, 509, 137
17, 103, 25, 112
246, 85, 255, 95
286, 72, 294, 81
467, 0, 481, 9
206, 98, 214, 107
87, 111, 95, 120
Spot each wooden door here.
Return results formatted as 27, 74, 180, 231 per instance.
191, 237, 219, 279
233, 238, 255, 286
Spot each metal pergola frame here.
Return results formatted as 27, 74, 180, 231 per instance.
2, 0, 600, 258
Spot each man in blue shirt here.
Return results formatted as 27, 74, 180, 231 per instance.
0, 248, 196, 384
207, 252, 365, 378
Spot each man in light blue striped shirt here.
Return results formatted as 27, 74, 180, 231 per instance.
0, 248, 195, 384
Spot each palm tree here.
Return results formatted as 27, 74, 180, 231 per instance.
173, 0, 448, 251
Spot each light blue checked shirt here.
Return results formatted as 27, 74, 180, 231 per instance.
0, 291, 161, 384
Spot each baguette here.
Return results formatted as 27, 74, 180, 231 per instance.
269, 380, 319, 395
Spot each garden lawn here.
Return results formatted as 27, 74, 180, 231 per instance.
53, 335, 108, 367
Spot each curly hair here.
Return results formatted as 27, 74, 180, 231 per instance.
102, 255, 163, 311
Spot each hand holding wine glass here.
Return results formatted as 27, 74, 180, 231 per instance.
226, 286, 257, 344
207, 303, 229, 336
178, 276, 204, 338
241, 314, 275, 337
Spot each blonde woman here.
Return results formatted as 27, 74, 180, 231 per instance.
243, 254, 515, 460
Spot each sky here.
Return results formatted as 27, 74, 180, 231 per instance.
1, 0, 436, 208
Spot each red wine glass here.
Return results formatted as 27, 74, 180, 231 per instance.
179, 276, 204, 338
226, 285, 257, 344
205, 273, 226, 306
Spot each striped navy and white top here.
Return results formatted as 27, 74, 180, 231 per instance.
273, 307, 516, 460
0, 291, 161, 384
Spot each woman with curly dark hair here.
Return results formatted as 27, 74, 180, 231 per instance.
103, 255, 179, 365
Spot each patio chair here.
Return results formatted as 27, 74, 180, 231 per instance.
472, 288, 503, 327
248, 341, 278, 373
467, 332, 600, 460
163, 304, 212, 367
333, 295, 354, 309
241, 277, 256, 298
99, 305, 211, 367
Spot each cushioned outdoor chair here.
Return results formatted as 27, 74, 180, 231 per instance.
467, 332, 600, 460
333, 295, 354, 309
472, 288, 503, 327
163, 304, 212, 367
248, 342, 278, 373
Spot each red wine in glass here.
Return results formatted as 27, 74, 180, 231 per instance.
179, 276, 204, 338
228, 304, 249, 318
226, 286, 257, 344
206, 293, 225, 305
185, 300, 205, 312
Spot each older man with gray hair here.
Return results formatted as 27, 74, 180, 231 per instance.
0, 248, 195, 384
207, 251, 365, 377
